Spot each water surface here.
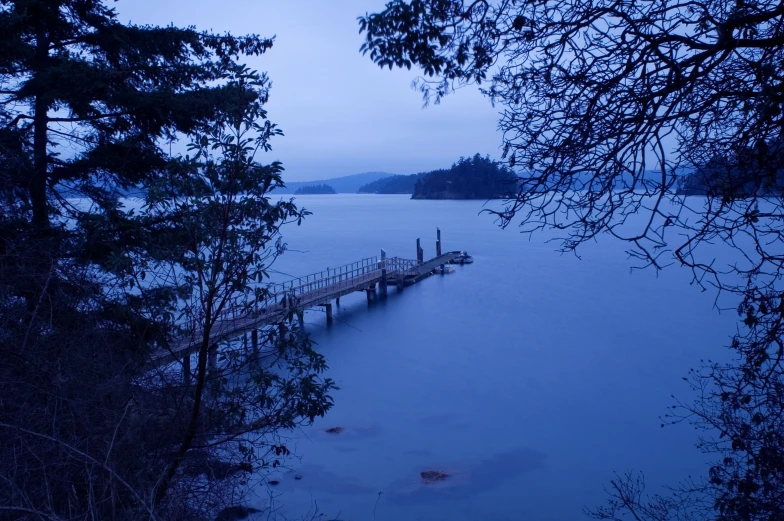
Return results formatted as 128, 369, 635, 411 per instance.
247, 194, 735, 521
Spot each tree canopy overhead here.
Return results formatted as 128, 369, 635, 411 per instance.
360, 0, 784, 275
1, 0, 273, 229
361, 1, 784, 519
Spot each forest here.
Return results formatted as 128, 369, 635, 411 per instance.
411, 154, 517, 199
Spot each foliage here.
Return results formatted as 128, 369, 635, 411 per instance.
358, 172, 425, 193
294, 183, 337, 194
412, 153, 516, 199
360, 0, 784, 519
0, 2, 334, 519
678, 141, 784, 197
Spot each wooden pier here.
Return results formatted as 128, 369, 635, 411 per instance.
152, 230, 466, 373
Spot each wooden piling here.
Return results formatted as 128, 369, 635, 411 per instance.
416, 238, 423, 264
366, 288, 373, 304
436, 228, 442, 256
325, 302, 333, 325
296, 310, 305, 328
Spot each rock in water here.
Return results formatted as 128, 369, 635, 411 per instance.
215, 506, 260, 521
420, 470, 450, 483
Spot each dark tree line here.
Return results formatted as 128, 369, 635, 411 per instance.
361, 0, 784, 519
294, 183, 337, 194
0, 2, 333, 520
412, 153, 516, 199
358, 172, 424, 194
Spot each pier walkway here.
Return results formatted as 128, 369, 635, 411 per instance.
153, 230, 464, 372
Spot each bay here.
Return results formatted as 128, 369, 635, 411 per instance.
244, 194, 736, 521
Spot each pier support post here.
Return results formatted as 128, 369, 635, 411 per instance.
208, 344, 218, 372
380, 249, 388, 297
416, 238, 423, 264
325, 302, 333, 325
296, 310, 305, 328
366, 288, 374, 304
336, 297, 340, 306
436, 228, 442, 256
183, 354, 191, 384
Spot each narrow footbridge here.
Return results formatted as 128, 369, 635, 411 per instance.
153, 231, 463, 370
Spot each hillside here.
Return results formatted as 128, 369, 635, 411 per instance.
358, 173, 426, 194
275, 171, 394, 194
412, 154, 517, 200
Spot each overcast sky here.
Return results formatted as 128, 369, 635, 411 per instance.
116, 0, 503, 182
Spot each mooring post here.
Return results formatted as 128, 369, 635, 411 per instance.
380, 249, 388, 297
416, 238, 423, 264
325, 302, 333, 325
436, 228, 442, 256
182, 354, 191, 384
208, 344, 218, 372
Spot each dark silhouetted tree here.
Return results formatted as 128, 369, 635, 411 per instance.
0, 2, 334, 520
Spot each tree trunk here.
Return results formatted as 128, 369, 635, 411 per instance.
31, 20, 50, 228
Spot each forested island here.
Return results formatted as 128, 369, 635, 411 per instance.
358, 173, 425, 193
411, 154, 517, 199
357, 155, 516, 198
294, 184, 337, 195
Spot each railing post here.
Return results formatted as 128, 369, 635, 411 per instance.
380, 249, 387, 297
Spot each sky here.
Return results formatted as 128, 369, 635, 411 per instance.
115, 0, 504, 182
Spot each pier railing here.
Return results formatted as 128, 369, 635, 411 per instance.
179, 256, 421, 331
258, 256, 419, 308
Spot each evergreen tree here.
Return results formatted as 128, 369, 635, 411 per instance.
0, 2, 334, 519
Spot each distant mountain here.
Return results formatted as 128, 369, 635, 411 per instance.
412, 154, 517, 200
275, 172, 395, 194
358, 173, 426, 194
294, 184, 336, 195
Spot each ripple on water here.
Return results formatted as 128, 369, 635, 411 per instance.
386, 448, 546, 504
281, 464, 377, 495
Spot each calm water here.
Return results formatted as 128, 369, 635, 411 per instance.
244, 194, 735, 521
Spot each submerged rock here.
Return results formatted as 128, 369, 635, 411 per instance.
215, 506, 260, 521
420, 470, 450, 483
